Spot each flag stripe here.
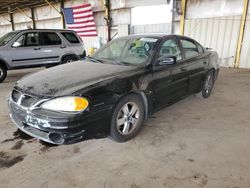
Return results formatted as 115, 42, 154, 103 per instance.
74, 13, 93, 19
78, 34, 98, 37
74, 17, 94, 23
62, 3, 97, 37
78, 32, 97, 36
77, 29, 96, 34
72, 27, 96, 32
67, 24, 96, 30
72, 4, 91, 9
73, 6, 92, 13
73, 9, 93, 15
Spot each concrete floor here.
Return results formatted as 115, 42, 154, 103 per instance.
0, 68, 250, 188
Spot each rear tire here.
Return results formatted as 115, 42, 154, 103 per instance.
196, 70, 215, 98
0, 64, 7, 83
61, 55, 78, 64
110, 94, 145, 143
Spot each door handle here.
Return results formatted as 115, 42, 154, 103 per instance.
60, 46, 66, 49
34, 48, 41, 50
203, 61, 207, 65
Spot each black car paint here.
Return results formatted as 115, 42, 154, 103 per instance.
9, 34, 219, 144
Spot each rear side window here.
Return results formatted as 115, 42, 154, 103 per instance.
61, 32, 80, 43
42, 32, 62, 45
180, 39, 200, 58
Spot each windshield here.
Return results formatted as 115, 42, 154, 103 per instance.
92, 37, 158, 66
0, 31, 18, 46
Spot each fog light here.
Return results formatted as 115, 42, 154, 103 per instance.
48, 133, 64, 144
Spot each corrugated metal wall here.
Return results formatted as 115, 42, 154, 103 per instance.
126, 0, 167, 7
0, 14, 12, 36
239, 3, 250, 68
185, 0, 250, 68
131, 23, 171, 34
0, 0, 132, 55
34, 3, 62, 29
184, 16, 241, 67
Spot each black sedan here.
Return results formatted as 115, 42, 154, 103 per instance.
8, 34, 219, 144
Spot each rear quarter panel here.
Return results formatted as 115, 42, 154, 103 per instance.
207, 51, 219, 70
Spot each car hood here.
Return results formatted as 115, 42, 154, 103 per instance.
16, 60, 140, 96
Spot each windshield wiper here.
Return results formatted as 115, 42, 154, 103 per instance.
86, 56, 104, 63
97, 57, 132, 66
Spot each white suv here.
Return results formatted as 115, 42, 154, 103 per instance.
0, 29, 86, 83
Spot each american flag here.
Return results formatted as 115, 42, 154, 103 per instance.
62, 4, 97, 37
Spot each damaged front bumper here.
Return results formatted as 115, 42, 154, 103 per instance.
8, 97, 112, 144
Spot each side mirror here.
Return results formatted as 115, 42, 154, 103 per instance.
12, 41, 21, 48
157, 56, 176, 66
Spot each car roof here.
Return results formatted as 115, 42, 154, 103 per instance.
117, 34, 190, 40
15, 29, 75, 33
116, 34, 200, 44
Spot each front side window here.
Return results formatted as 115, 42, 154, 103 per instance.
14, 35, 25, 46
158, 39, 182, 61
92, 37, 158, 66
180, 39, 200, 58
24, 32, 40, 46
42, 32, 62, 45
13, 32, 40, 47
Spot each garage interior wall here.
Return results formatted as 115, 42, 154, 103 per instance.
0, 0, 249, 67
184, 0, 250, 68
0, 14, 12, 36
0, 0, 172, 53
239, 1, 250, 68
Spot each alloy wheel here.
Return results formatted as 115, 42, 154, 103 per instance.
204, 74, 213, 94
116, 102, 140, 135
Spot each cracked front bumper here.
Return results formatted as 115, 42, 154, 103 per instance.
8, 98, 112, 144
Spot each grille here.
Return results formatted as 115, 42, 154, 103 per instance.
11, 90, 21, 103
11, 89, 40, 108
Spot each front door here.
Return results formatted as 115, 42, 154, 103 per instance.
152, 37, 189, 110
9, 32, 44, 67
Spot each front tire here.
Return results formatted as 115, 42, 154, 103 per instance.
110, 94, 145, 142
0, 64, 7, 83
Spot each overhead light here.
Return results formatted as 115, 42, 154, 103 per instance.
8, 6, 12, 13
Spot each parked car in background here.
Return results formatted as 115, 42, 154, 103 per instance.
0, 29, 86, 83
8, 34, 219, 145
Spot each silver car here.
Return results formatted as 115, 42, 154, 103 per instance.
0, 29, 86, 83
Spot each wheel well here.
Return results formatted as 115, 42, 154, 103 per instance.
126, 91, 149, 120
61, 54, 79, 62
210, 68, 216, 73
204, 68, 215, 81
137, 91, 149, 120
0, 60, 8, 70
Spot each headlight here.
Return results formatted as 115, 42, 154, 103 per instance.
41, 97, 89, 112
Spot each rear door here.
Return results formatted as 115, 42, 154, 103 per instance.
178, 37, 208, 94
40, 32, 64, 64
9, 32, 44, 67
60, 31, 85, 56
152, 37, 189, 110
